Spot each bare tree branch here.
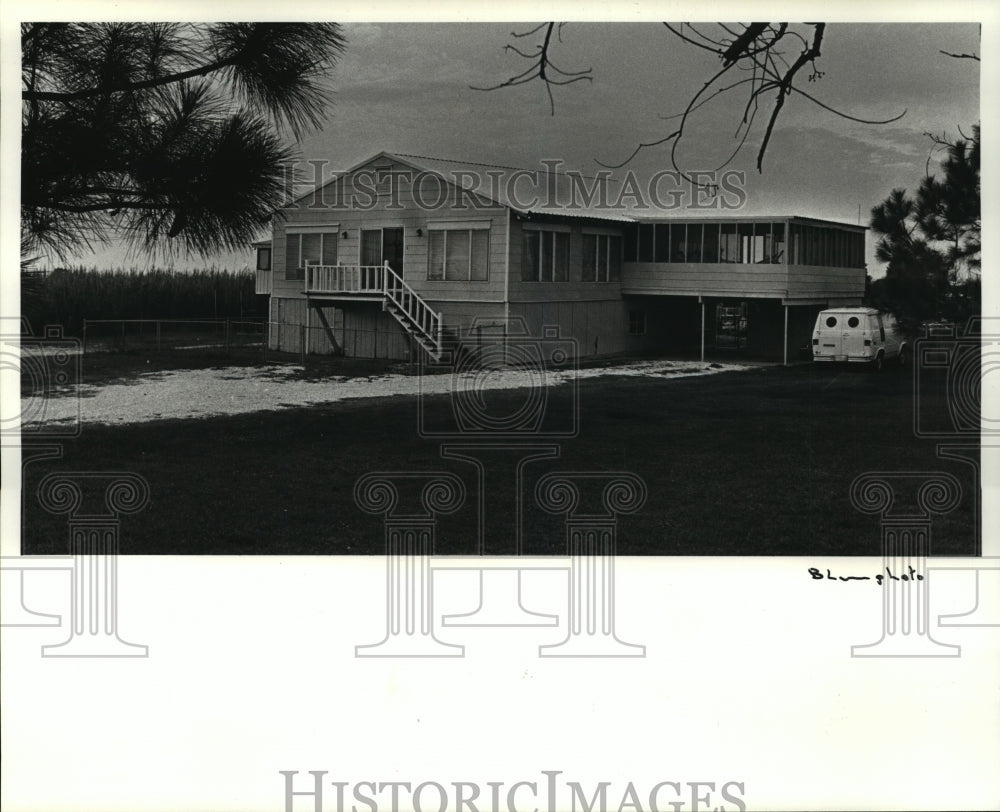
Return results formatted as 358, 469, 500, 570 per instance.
471, 22, 592, 115
480, 21, 910, 178
939, 49, 980, 61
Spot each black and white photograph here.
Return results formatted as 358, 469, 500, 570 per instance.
2, 4, 998, 811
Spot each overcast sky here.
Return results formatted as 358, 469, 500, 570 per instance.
35, 21, 983, 274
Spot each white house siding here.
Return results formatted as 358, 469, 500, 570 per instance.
269, 296, 305, 353
314, 303, 413, 360
621, 261, 790, 298
266, 157, 514, 356
269, 297, 415, 360
271, 157, 509, 303
507, 216, 633, 357
263, 155, 867, 362
509, 300, 636, 357
270, 298, 510, 359
785, 264, 865, 301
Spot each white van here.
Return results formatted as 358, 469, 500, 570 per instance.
812, 307, 907, 370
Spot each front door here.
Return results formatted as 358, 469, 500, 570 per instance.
360, 228, 404, 274
383, 227, 404, 273
360, 229, 382, 267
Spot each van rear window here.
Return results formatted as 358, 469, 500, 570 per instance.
825, 316, 837, 327
848, 316, 859, 328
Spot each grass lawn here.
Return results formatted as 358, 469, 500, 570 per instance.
21, 356, 977, 555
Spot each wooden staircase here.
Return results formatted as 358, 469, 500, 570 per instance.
305, 261, 444, 361
381, 264, 444, 361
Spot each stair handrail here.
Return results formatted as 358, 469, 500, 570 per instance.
381, 261, 442, 352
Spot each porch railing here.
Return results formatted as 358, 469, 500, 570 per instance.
305, 263, 385, 294
304, 261, 442, 357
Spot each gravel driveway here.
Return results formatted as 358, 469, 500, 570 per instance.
23, 358, 753, 428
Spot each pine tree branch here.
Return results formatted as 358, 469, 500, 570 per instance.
22, 57, 236, 101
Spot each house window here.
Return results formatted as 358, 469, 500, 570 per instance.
770, 223, 786, 264
755, 222, 771, 264
582, 235, 595, 280
285, 228, 337, 280
654, 224, 670, 262
609, 236, 622, 281
687, 223, 704, 262
702, 225, 720, 263
734, 223, 749, 263
522, 230, 569, 282
637, 224, 654, 262
582, 233, 623, 282
628, 310, 646, 335
596, 236, 608, 280
720, 224, 739, 263
623, 225, 638, 262
256, 246, 271, 271
806, 226, 819, 266
428, 227, 490, 281
670, 224, 687, 262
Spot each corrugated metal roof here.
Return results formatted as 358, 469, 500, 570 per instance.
391, 151, 637, 219
632, 214, 867, 230
281, 150, 868, 231
515, 208, 637, 223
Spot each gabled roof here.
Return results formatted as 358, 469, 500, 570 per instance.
293, 150, 500, 210
391, 151, 639, 220
288, 150, 868, 232
295, 149, 640, 221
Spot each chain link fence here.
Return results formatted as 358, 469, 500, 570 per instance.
80, 318, 428, 365
82, 318, 266, 355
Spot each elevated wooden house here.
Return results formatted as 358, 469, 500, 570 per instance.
254, 151, 866, 363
